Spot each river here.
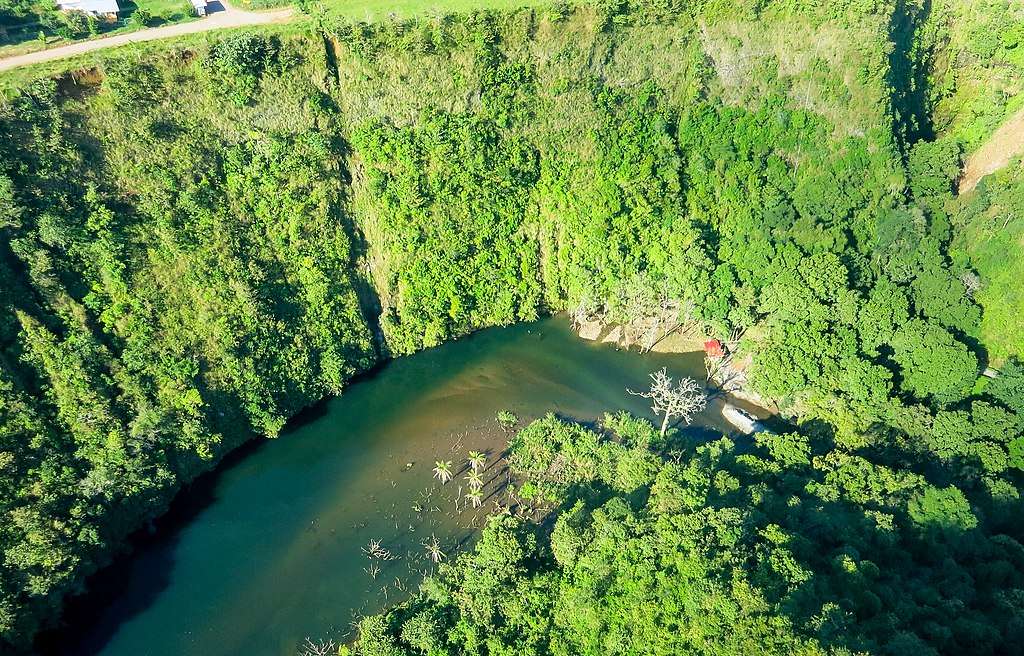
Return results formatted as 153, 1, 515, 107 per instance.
53, 318, 752, 656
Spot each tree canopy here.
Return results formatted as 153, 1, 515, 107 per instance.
1, 0, 1023, 652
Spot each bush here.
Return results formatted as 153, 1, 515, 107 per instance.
130, 7, 152, 27
102, 57, 163, 110
55, 9, 89, 39
203, 32, 280, 105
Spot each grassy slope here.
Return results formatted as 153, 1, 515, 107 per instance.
951, 159, 1024, 362
234, 0, 569, 15
926, 0, 1024, 362
319, 0, 564, 20
926, 0, 1024, 149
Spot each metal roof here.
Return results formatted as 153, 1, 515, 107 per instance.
57, 0, 120, 13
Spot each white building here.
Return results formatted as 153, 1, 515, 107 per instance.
57, 0, 120, 18
191, 0, 208, 15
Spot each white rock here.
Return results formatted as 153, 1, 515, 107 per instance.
577, 320, 602, 341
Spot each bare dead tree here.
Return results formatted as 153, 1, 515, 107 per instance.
725, 325, 745, 351
961, 271, 982, 298
570, 290, 605, 329
704, 355, 720, 382
363, 539, 393, 561
299, 637, 336, 656
609, 274, 682, 353
628, 368, 707, 437
637, 305, 679, 353
705, 354, 744, 397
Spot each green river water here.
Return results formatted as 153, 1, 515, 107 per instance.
56, 318, 756, 656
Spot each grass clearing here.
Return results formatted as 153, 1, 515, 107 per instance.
953, 158, 1024, 363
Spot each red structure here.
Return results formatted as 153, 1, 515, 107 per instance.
704, 339, 725, 358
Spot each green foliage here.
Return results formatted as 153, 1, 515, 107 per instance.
924, 0, 1024, 149
204, 33, 281, 105
988, 359, 1024, 413
0, 0, 50, 20
496, 409, 518, 428
507, 412, 659, 498
358, 413, 1024, 655
892, 319, 978, 404
351, 110, 542, 353
55, 9, 89, 39
101, 56, 163, 110
908, 137, 962, 236
2, 1, 1024, 651
0, 67, 374, 647
951, 159, 1024, 362
908, 484, 978, 534
129, 7, 152, 27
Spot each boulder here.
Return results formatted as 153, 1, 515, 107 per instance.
601, 325, 622, 344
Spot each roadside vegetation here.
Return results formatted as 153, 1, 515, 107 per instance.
234, 0, 559, 18
0, 0, 199, 59
0, 0, 1023, 653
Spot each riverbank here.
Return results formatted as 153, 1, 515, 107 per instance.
42, 317, 741, 656
573, 317, 777, 417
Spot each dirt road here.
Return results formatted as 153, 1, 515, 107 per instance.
0, 2, 294, 73
959, 105, 1024, 194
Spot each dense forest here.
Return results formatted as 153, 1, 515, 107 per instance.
356, 409, 1024, 655
1, 0, 1024, 653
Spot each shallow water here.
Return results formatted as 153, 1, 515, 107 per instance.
57, 318, 751, 656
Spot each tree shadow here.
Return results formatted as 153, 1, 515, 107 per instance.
887, 0, 934, 152
35, 436, 272, 655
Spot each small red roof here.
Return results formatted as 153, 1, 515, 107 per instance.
704, 339, 725, 358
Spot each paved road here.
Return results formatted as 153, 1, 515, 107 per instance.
959, 105, 1024, 194
0, 2, 294, 73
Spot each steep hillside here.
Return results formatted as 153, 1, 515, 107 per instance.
951, 158, 1024, 362
924, 0, 1024, 150
916, 0, 1024, 362
0, 1, 1020, 652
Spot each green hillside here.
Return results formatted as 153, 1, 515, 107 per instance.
951, 159, 1024, 363
1, 0, 1023, 653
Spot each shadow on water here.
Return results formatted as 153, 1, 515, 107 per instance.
43, 374, 382, 654
39, 437, 273, 656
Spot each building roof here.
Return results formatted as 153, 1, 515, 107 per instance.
191, 0, 207, 8
704, 339, 725, 358
57, 0, 120, 13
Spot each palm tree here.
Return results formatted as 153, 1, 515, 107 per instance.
423, 535, 445, 563
465, 469, 483, 489
466, 489, 483, 508
467, 450, 486, 471
433, 460, 453, 484
363, 539, 391, 560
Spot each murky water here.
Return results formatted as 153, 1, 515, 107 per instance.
55, 318, 752, 656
